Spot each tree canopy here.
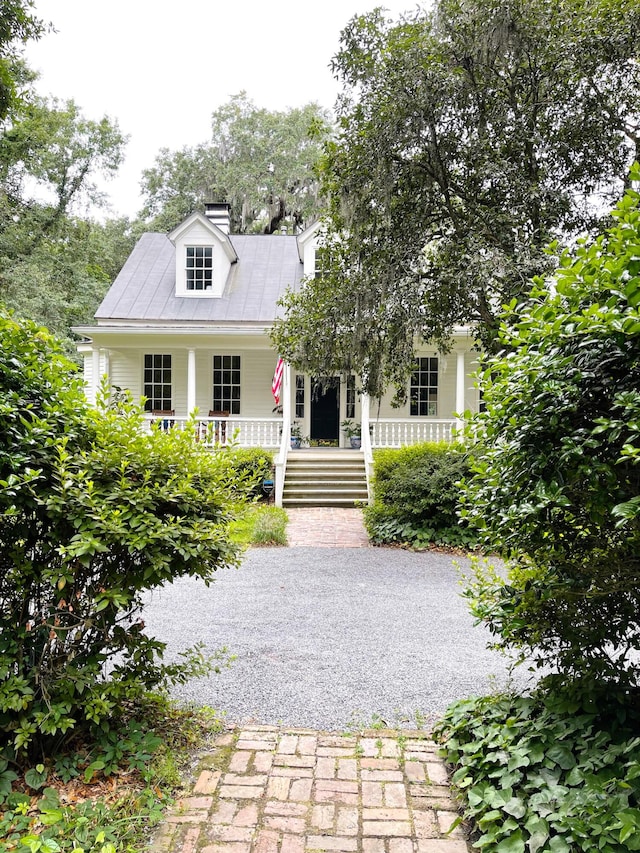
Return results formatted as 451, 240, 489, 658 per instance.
462, 165, 640, 685
140, 92, 332, 234
0, 0, 44, 122
0, 94, 131, 350
272, 0, 640, 399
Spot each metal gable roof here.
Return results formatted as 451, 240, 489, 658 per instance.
95, 231, 303, 325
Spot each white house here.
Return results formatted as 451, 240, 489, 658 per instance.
74, 203, 480, 505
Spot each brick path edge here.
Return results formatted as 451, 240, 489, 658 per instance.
148, 726, 472, 853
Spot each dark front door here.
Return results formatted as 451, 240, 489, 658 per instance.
310, 379, 339, 442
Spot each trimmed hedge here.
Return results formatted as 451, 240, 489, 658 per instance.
363, 442, 476, 548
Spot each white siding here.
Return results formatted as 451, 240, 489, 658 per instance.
193, 350, 276, 417
109, 350, 141, 399
79, 348, 108, 403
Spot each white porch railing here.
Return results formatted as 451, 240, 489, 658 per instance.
143, 415, 458, 450
370, 418, 457, 447
144, 415, 282, 448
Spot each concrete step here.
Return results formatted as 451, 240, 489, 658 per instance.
287, 468, 367, 483
283, 449, 369, 507
283, 486, 368, 497
282, 496, 368, 507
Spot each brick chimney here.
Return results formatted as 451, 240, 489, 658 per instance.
204, 202, 231, 234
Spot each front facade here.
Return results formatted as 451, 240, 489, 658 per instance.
75, 204, 480, 504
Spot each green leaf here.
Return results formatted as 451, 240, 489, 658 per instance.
503, 797, 527, 819
546, 745, 575, 770
525, 816, 550, 853
24, 765, 48, 790
496, 830, 526, 853
548, 835, 571, 853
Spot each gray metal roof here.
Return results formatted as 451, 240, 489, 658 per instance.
95, 232, 303, 324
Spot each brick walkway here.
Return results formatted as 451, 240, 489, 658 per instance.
286, 508, 370, 548
151, 726, 469, 853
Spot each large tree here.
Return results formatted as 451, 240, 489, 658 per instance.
140, 92, 332, 234
0, 0, 44, 122
272, 0, 640, 399
0, 5, 133, 351
0, 96, 131, 348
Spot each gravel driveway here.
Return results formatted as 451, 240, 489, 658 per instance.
141, 546, 532, 730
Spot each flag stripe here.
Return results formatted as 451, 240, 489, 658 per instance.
271, 357, 284, 404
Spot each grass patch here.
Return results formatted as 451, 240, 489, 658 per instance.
0, 696, 224, 853
230, 503, 288, 547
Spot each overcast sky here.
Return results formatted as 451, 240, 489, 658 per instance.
25, 0, 421, 220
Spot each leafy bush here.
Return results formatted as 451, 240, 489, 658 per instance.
227, 446, 273, 499
0, 310, 247, 763
0, 697, 224, 853
461, 168, 640, 683
434, 685, 640, 853
363, 442, 476, 547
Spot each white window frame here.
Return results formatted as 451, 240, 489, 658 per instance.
185, 246, 213, 291
212, 355, 241, 415
410, 357, 438, 417
143, 353, 172, 411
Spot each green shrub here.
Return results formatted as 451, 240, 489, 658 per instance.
227, 446, 273, 499
0, 310, 247, 763
0, 697, 224, 852
434, 684, 640, 852
363, 442, 476, 547
461, 168, 640, 684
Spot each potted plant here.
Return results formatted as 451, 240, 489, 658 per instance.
341, 419, 362, 449
290, 422, 306, 449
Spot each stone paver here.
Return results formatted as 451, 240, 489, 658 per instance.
151, 727, 470, 853
286, 508, 370, 548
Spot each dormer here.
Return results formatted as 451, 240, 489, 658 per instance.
296, 219, 323, 278
169, 205, 238, 298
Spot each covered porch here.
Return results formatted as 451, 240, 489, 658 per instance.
79, 332, 477, 507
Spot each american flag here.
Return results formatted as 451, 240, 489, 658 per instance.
271, 357, 284, 405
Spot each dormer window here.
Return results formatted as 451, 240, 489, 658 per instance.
186, 246, 213, 291
169, 211, 237, 298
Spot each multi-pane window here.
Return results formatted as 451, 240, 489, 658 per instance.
295, 374, 305, 418
346, 375, 356, 420
213, 355, 241, 414
186, 246, 213, 290
143, 354, 172, 411
410, 357, 438, 416
314, 246, 331, 279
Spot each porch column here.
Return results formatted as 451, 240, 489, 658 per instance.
361, 392, 371, 452
455, 350, 465, 438
90, 347, 101, 405
187, 349, 196, 415
361, 391, 373, 503
281, 362, 292, 438
275, 362, 292, 508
